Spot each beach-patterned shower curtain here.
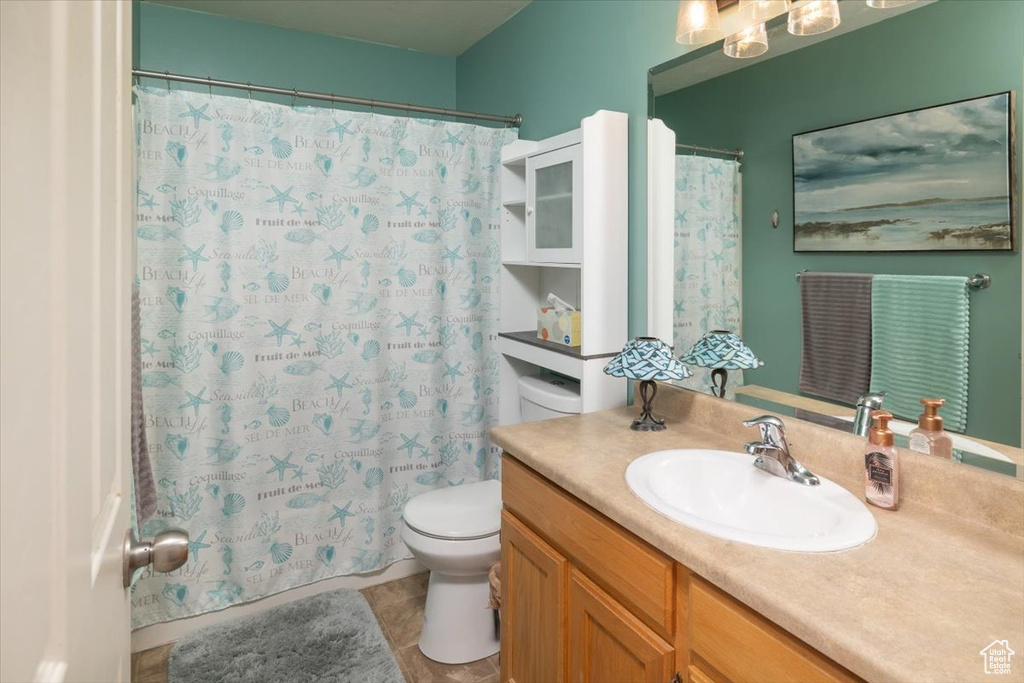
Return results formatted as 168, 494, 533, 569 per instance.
673, 155, 743, 393
131, 87, 515, 628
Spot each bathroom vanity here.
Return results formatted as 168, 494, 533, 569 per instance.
491, 386, 1024, 683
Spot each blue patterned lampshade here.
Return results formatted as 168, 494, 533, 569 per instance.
604, 337, 693, 381
604, 337, 691, 431
679, 330, 761, 397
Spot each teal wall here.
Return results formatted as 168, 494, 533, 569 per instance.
654, 0, 1023, 445
137, 2, 456, 108
456, 1, 691, 339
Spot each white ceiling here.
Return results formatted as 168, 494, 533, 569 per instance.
145, 0, 532, 57
651, 0, 934, 96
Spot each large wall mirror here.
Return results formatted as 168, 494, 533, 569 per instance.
647, 0, 1022, 477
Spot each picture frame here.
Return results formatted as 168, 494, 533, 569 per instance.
792, 91, 1017, 253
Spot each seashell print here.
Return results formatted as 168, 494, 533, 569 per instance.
205, 483, 221, 499
218, 351, 244, 375
472, 332, 484, 350
314, 153, 333, 176
360, 340, 380, 361
266, 404, 291, 428
165, 286, 188, 313
312, 283, 331, 305
398, 390, 417, 410
162, 583, 189, 607
221, 493, 246, 516
165, 434, 189, 460
363, 467, 384, 489
270, 136, 293, 159
397, 268, 417, 287
348, 205, 359, 218
312, 412, 333, 436
435, 280, 447, 299
471, 217, 483, 236
397, 148, 418, 167
361, 214, 379, 235
219, 210, 243, 234
166, 141, 188, 166
315, 545, 335, 567
269, 541, 293, 564
436, 398, 448, 417
265, 271, 290, 293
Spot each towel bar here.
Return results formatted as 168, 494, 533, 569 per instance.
794, 270, 991, 290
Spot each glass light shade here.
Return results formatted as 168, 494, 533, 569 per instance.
679, 330, 763, 370
604, 337, 693, 381
866, 0, 916, 7
724, 23, 769, 59
739, 0, 792, 23
787, 0, 841, 36
676, 0, 723, 45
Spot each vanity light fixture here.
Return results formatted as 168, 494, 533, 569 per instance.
679, 330, 763, 398
787, 0, 841, 36
603, 337, 692, 431
866, 0, 916, 7
724, 22, 769, 58
738, 0, 792, 23
676, 0, 723, 45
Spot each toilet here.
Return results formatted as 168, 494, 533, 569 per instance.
401, 479, 502, 664
519, 373, 582, 422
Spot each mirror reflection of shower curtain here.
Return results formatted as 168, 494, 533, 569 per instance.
673, 155, 742, 393
132, 87, 515, 628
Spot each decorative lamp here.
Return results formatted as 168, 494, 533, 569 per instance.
676, 0, 723, 45
787, 0, 841, 36
724, 23, 769, 59
738, 0, 792, 23
604, 337, 692, 432
679, 330, 763, 398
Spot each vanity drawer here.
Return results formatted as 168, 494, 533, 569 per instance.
689, 577, 860, 683
502, 454, 675, 640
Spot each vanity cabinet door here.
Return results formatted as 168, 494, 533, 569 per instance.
501, 510, 568, 683
569, 568, 675, 683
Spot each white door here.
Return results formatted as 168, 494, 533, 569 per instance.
1, 1, 135, 681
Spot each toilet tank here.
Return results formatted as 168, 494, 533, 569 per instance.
518, 373, 581, 422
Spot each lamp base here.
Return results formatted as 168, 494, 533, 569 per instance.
711, 368, 728, 398
631, 380, 667, 432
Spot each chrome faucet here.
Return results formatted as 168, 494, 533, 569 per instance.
852, 392, 887, 437
743, 415, 820, 486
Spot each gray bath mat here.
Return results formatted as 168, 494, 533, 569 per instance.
168, 588, 403, 683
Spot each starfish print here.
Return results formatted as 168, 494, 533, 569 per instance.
395, 312, 425, 336
395, 191, 424, 215
265, 319, 297, 347
325, 245, 352, 266
328, 501, 356, 527
266, 185, 298, 213
291, 466, 307, 480
418, 448, 433, 461
291, 202, 305, 216
443, 131, 465, 154
443, 361, 465, 381
418, 206, 430, 218
290, 335, 305, 348
441, 246, 463, 268
328, 118, 354, 144
397, 433, 423, 458
324, 372, 354, 397
187, 530, 211, 561
265, 452, 299, 481
140, 339, 157, 357
179, 244, 210, 270
417, 326, 430, 339
180, 387, 210, 416
180, 102, 212, 129
140, 195, 158, 210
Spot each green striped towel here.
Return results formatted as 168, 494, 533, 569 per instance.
869, 275, 969, 432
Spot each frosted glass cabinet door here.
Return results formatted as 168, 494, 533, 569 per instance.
527, 144, 583, 263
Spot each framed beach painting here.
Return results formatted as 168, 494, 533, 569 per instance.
793, 92, 1016, 252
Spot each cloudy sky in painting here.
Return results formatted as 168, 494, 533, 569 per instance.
793, 93, 1011, 213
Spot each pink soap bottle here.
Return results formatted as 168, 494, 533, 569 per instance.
865, 410, 899, 511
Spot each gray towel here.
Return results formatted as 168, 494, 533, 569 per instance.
132, 284, 158, 524
798, 272, 873, 405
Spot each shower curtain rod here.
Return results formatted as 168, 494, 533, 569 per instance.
132, 68, 523, 127
677, 142, 743, 159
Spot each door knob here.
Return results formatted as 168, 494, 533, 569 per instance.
122, 528, 189, 588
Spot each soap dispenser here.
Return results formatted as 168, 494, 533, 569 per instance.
865, 410, 899, 511
908, 398, 954, 460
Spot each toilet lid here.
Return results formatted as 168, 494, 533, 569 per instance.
403, 479, 501, 539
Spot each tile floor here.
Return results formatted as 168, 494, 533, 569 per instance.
131, 572, 499, 683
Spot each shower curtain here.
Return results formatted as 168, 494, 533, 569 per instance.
131, 87, 515, 628
673, 155, 743, 393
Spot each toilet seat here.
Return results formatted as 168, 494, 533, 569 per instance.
402, 479, 501, 541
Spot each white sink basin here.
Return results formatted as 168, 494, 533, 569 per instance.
626, 449, 877, 552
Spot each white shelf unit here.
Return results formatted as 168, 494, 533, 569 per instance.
498, 110, 629, 426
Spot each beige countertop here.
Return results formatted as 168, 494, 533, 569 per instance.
490, 389, 1024, 683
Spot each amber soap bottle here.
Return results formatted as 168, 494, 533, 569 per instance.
865, 410, 899, 511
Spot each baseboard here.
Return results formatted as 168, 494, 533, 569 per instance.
131, 558, 426, 652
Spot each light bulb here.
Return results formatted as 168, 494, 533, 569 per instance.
787, 0, 841, 36
676, 0, 723, 45
724, 23, 769, 58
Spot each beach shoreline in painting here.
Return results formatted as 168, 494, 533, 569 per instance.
793, 93, 1013, 252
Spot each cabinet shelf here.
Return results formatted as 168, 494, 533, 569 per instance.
499, 331, 617, 361
501, 260, 581, 269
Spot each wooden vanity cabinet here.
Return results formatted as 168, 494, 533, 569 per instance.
500, 455, 861, 683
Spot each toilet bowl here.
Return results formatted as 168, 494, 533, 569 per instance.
401, 479, 502, 664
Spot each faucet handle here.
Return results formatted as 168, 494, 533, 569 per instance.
743, 415, 786, 444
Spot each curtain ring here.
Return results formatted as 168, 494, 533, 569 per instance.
330, 93, 335, 110
292, 88, 298, 109
370, 99, 376, 119
207, 76, 212, 99
246, 82, 251, 102
165, 70, 171, 92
